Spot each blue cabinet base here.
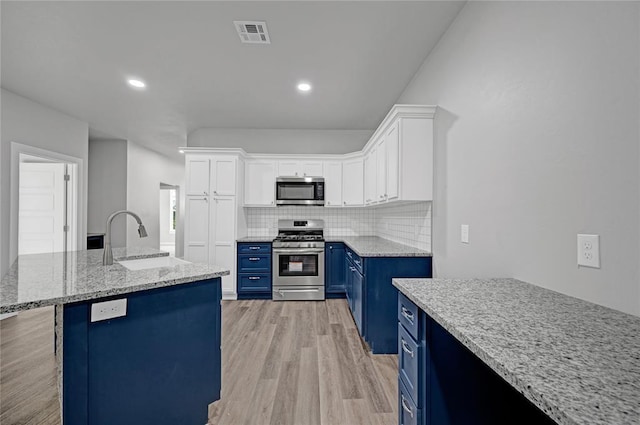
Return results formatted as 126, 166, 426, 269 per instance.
63, 278, 221, 425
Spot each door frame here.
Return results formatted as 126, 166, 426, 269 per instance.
10, 142, 84, 261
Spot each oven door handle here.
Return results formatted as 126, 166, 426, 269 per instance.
273, 248, 324, 255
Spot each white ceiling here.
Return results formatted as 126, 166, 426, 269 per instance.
1, 1, 465, 159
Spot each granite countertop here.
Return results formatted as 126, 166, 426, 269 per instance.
236, 237, 275, 243
0, 247, 229, 314
392, 278, 640, 425
238, 235, 431, 257
329, 236, 432, 257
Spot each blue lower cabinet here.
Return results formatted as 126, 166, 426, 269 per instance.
343, 250, 432, 354
237, 242, 272, 299
399, 378, 421, 425
63, 279, 221, 425
325, 242, 346, 297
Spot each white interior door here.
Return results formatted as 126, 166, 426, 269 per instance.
19, 163, 66, 255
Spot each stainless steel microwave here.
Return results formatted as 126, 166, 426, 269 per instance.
276, 177, 325, 206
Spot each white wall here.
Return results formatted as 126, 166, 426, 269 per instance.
188, 128, 371, 154
88, 139, 127, 247
126, 142, 184, 257
1, 89, 89, 276
398, 2, 640, 315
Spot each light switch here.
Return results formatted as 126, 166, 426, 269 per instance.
461, 224, 469, 244
577, 234, 600, 268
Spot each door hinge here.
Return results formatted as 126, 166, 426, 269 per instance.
64, 174, 71, 181
63, 225, 70, 232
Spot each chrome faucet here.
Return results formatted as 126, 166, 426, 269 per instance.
103, 210, 148, 265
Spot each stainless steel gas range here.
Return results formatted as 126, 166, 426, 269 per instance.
272, 219, 325, 301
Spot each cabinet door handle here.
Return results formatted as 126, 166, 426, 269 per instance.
401, 306, 414, 322
354, 259, 361, 266
347, 252, 352, 258
401, 339, 414, 358
343, 201, 346, 205
401, 395, 414, 418
350, 266, 356, 271
249, 257, 260, 261
248, 276, 261, 280
249, 246, 260, 250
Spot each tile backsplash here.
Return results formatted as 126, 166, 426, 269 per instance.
245, 202, 431, 251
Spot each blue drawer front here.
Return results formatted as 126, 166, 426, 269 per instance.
237, 243, 272, 254
345, 247, 363, 273
238, 274, 271, 292
398, 323, 422, 406
399, 378, 421, 425
238, 255, 271, 273
398, 292, 419, 340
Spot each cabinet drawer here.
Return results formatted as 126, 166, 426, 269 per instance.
238, 274, 271, 292
237, 243, 272, 254
238, 255, 271, 273
398, 323, 422, 406
399, 378, 421, 425
345, 247, 363, 273
398, 292, 420, 340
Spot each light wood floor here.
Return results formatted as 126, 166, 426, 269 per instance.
0, 299, 398, 425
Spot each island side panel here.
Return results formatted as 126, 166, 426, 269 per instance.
364, 257, 432, 354
63, 278, 221, 425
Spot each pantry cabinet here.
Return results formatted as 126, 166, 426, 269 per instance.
184, 154, 241, 297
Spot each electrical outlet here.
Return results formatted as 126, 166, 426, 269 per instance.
461, 224, 469, 244
91, 299, 127, 322
577, 234, 600, 268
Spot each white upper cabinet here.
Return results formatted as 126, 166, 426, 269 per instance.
185, 157, 211, 196
385, 121, 400, 201
362, 105, 435, 204
245, 161, 276, 206
324, 161, 342, 207
375, 138, 387, 203
277, 160, 323, 177
342, 158, 364, 207
364, 147, 377, 205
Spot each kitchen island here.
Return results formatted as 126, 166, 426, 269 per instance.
393, 278, 640, 425
0, 248, 229, 425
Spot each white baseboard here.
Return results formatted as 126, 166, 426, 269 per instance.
222, 291, 238, 301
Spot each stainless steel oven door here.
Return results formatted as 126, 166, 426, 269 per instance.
272, 247, 325, 287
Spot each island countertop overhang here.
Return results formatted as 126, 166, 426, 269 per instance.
0, 247, 229, 314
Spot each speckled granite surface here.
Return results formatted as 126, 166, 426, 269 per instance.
329, 236, 431, 257
238, 235, 430, 257
236, 237, 275, 243
0, 248, 229, 314
392, 278, 640, 425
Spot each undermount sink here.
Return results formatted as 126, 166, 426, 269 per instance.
117, 256, 191, 271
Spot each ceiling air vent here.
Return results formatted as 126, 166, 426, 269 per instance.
234, 21, 271, 44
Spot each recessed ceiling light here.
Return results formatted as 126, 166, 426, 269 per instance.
297, 82, 312, 93
127, 78, 146, 89
178, 149, 185, 154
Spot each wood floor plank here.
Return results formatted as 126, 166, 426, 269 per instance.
293, 347, 321, 425
1, 299, 398, 425
329, 323, 364, 400
317, 335, 347, 425
315, 301, 329, 336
